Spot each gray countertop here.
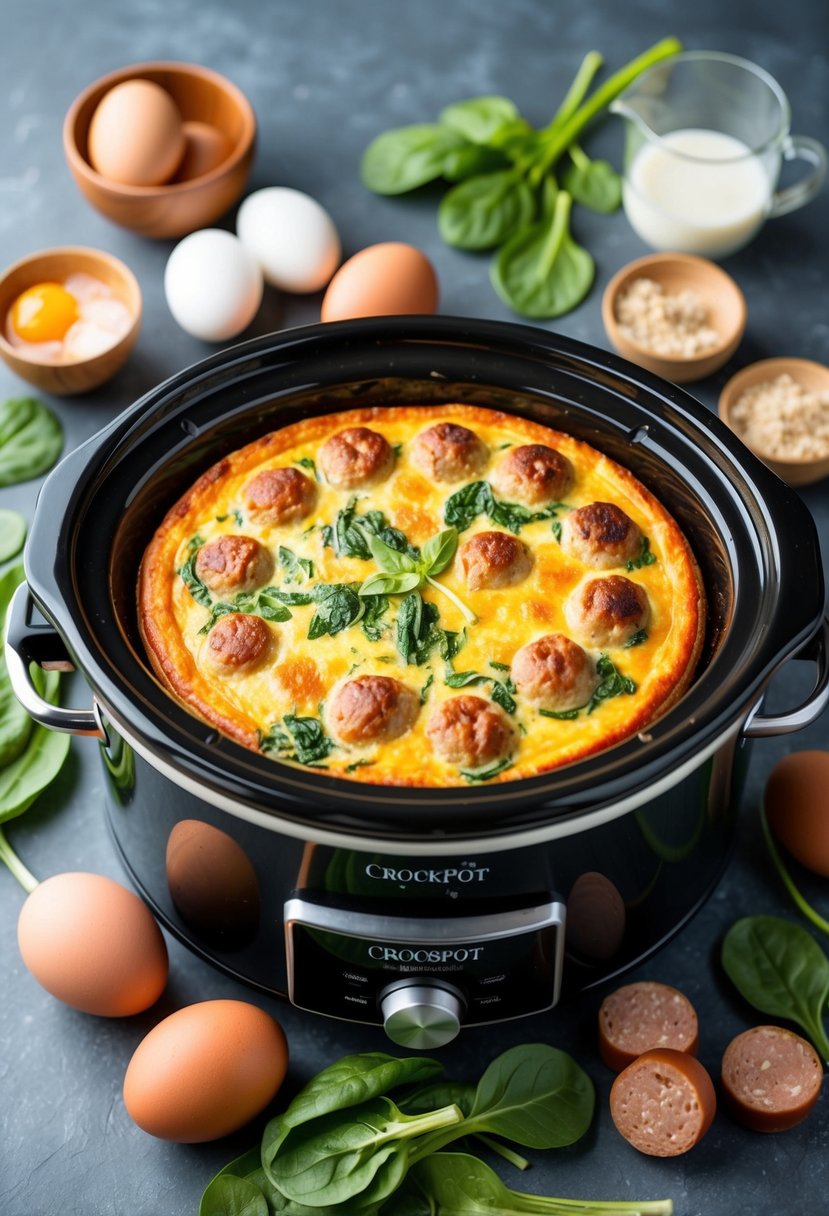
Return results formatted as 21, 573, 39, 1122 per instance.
1, 2, 828, 1213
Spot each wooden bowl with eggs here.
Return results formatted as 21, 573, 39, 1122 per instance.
0, 246, 142, 395
63, 61, 256, 239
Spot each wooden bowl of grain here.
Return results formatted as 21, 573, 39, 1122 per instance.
601, 252, 747, 384
718, 357, 829, 486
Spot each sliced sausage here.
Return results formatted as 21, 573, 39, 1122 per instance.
560, 502, 643, 569
510, 633, 597, 712
565, 575, 649, 648
426, 695, 514, 770
318, 426, 394, 489
720, 1025, 823, 1133
194, 534, 274, 596
598, 981, 699, 1072
244, 467, 316, 525
203, 613, 273, 673
458, 530, 532, 590
328, 675, 419, 745
610, 1048, 716, 1157
410, 422, 488, 483
490, 443, 572, 506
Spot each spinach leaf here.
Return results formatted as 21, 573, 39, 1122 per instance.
200, 1174, 269, 1216
279, 546, 314, 582
626, 536, 657, 571
323, 500, 418, 562
178, 535, 212, 608
361, 594, 390, 642
420, 672, 434, 702
295, 456, 318, 478
216, 508, 243, 525
438, 96, 521, 144
624, 628, 648, 648
444, 668, 516, 714
260, 714, 334, 767
308, 583, 364, 639
0, 565, 32, 767
562, 143, 622, 213
442, 144, 511, 183
0, 508, 26, 562
360, 123, 470, 194
405, 1153, 672, 1215
438, 170, 536, 251
490, 680, 517, 715
586, 654, 636, 714
394, 592, 461, 667
272, 589, 316, 607
277, 1053, 444, 1132
0, 396, 63, 486
445, 670, 489, 688
722, 915, 829, 1062
444, 481, 565, 535
460, 757, 514, 783
490, 190, 595, 319
270, 1097, 463, 1210
199, 586, 294, 634
399, 1081, 476, 1118
539, 707, 579, 721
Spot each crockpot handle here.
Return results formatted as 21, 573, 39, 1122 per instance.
4, 583, 106, 739
743, 616, 829, 737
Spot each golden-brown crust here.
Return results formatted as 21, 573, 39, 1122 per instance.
138, 402, 707, 785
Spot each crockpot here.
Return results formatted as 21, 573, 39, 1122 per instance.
7, 317, 829, 1049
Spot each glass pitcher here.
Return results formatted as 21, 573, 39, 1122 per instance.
611, 51, 827, 259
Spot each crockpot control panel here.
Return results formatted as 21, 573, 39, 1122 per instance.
284, 894, 565, 1047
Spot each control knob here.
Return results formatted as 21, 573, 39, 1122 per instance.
380, 980, 464, 1049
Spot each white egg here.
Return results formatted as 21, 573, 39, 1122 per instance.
164, 229, 263, 342
236, 187, 341, 293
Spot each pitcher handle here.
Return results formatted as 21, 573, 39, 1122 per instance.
768, 134, 827, 219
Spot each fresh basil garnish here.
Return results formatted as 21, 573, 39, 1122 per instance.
359, 527, 476, 624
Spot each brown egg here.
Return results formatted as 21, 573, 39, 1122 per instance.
88, 79, 185, 186
123, 999, 289, 1141
172, 121, 232, 182
321, 242, 438, 321
17, 871, 168, 1016
765, 750, 829, 877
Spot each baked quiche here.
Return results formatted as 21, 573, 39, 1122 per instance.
139, 404, 705, 786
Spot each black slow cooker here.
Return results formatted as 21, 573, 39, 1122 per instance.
7, 318, 828, 1049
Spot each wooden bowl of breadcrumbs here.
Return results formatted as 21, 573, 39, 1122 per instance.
719, 357, 829, 486
602, 252, 746, 384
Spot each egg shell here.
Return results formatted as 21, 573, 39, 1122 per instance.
172, 121, 232, 183
321, 242, 438, 322
17, 872, 168, 1016
88, 79, 185, 186
237, 186, 341, 293
765, 750, 829, 877
164, 228, 263, 341
123, 999, 289, 1142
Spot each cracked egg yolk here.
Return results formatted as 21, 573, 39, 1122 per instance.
11, 282, 80, 343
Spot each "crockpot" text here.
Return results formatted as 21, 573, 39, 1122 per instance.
368, 945, 484, 963
365, 864, 489, 884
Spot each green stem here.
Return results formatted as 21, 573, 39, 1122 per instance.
397, 1103, 465, 1142
473, 1133, 530, 1170
511, 1196, 673, 1215
0, 826, 38, 894
568, 143, 590, 170
546, 51, 604, 132
539, 190, 572, 277
761, 805, 829, 938
530, 36, 681, 185
425, 575, 478, 625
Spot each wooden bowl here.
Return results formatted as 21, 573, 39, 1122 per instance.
601, 252, 747, 384
718, 357, 829, 486
63, 62, 256, 239
0, 246, 142, 395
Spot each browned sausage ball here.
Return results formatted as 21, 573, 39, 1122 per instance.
426, 695, 514, 770
458, 530, 533, 590
410, 422, 488, 483
564, 575, 649, 647
511, 633, 597, 712
194, 534, 274, 596
560, 501, 643, 569
327, 675, 420, 745
203, 613, 273, 672
318, 426, 394, 489
243, 467, 316, 525
490, 443, 572, 506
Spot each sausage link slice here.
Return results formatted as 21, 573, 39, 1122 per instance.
721, 1025, 823, 1133
598, 980, 699, 1072
610, 1048, 716, 1157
